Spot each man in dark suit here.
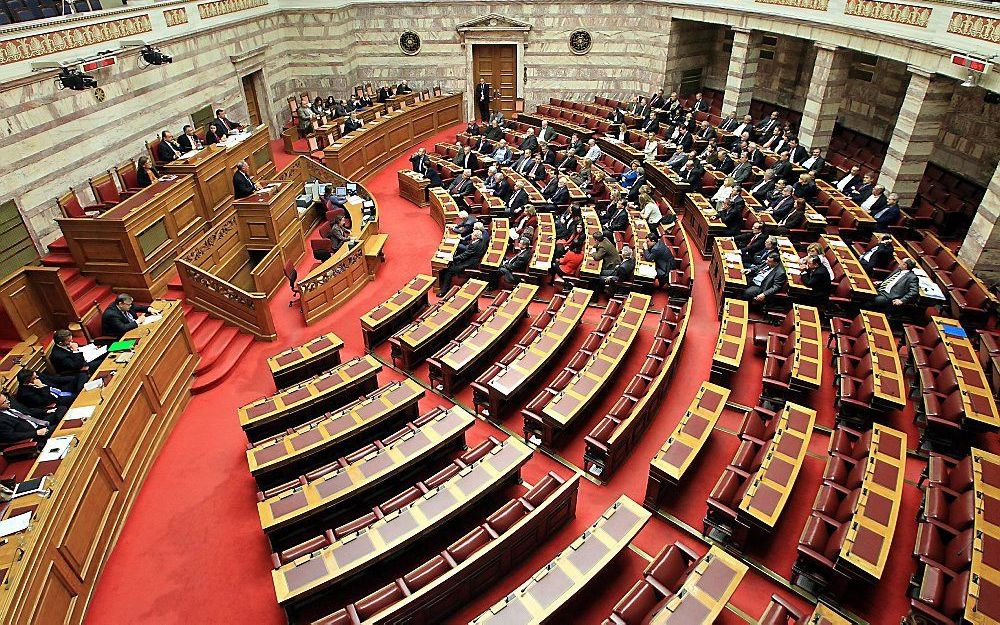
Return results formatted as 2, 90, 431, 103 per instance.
730, 153, 753, 185
641, 116, 660, 134
457, 147, 478, 172
437, 229, 487, 296
519, 129, 539, 154
736, 223, 767, 262
410, 148, 431, 176
749, 169, 777, 203
607, 106, 626, 126
746, 143, 766, 168
774, 199, 807, 234
157, 131, 183, 163
396, 80, 412, 94
870, 259, 920, 311
211, 108, 243, 137
719, 113, 740, 133
800, 147, 826, 174
800, 255, 832, 307
786, 138, 808, 165
680, 160, 704, 193
343, 113, 363, 133
835, 166, 863, 194
50, 329, 103, 377
538, 121, 557, 143
673, 128, 694, 152
769, 150, 792, 181
691, 92, 709, 113
476, 78, 491, 121
769, 186, 796, 221
642, 232, 674, 285
506, 181, 529, 218
873, 193, 902, 232
472, 135, 492, 154
603, 245, 636, 296
568, 135, 586, 157
525, 159, 546, 183
491, 172, 512, 201
233, 161, 259, 199
177, 125, 203, 153
494, 236, 533, 288
15, 371, 71, 424
697, 121, 717, 141
858, 235, 896, 276
649, 89, 666, 110
447, 170, 475, 207
716, 150, 736, 175
546, 177, 570, 209
557, 151, 578, 174
849, 173, 876, 204
755, 111, 780, 137
744, 254, 786, 304
604, 203, 629, 232
0, 393, 49, 445
718, 197, 745, 237
101, 294, 152, 340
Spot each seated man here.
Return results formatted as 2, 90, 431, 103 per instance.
642, 232, 675, 286
491, 140, 513, 166
870, 258, 919, 312
447, 170, 475, 207
50, 329, 104, 377
157, 131, 183, 163
506, 181, 529, 218
15, 370, 71, 423
800, 254, 832, 308
743, 254, 786, 305
545, 177, 570, 210
449, 210, 477, 238
735, 223, 767, 262
437, 229, 487, 297
343, 113, 363, 133
718, 196, 744, 237
0, 392, 49, 446
873, 193, 902, 232
233, 160, 260, 199
493, 237, 533, 289
592, 232, 621, 274
101, 294, 153, 340
858, 235, 895, 276
604, 245, 636, 296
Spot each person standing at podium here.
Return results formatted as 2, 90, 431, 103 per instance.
233, 161, 260, 199
476, 77, 491, 122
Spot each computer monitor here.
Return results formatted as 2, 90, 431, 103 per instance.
346, 183, 358, 193
336, 186, 347, 196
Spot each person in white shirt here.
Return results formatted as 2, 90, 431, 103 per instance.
861, 185, 886, 211
639, 191, 663, 231
584, 139, 602, 161
643, 138, 660, 162
801, 242, 834, 279
836, 165, 862, 193
732, 114, 754, 138
711, 176, 738, 209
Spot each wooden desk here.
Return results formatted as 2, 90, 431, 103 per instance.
0, 300, 198, 625
257, 407, 474, 541
430, 188, 461, 274
0, 339, 44, 388
775, 236, 810, 297
820, 234, 876, 297
580, 206, 606, 278
359, 274, 434, 351
967, 448, 1000, 625
470, 496, 651, 625
56, 175, 205, 300
645, 382, 730, 509
806, 602, 854, 625
790, 304, 824, 390
529, 212, 557, 274
709, 237, 746, 307
932, 318, 1000, 430
837, 424, 906, 580
239, 355, 382, 441
267, 332, 344, 389
273, 436, 530, 608
738, 403, 816, 529
389, 279, 488, 370
528, 292, 651, 447
503, 169, 547, 206
648, 546, 748, 624
683, 193, 725, 258
427, 283, 537, 395
626, 208, 657, 284
644, 161, 690, 210
518, 111, 595, 142
397, 169, 430, 207
322, 94, 463, 181
472, 288, 591, 418
246, 379, 424, 482
712, 299, 748, 381
481, 218, 511, 270
860, 311, 906, 408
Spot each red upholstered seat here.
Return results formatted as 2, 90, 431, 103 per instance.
910, 567, 969, 625
758, 594, 805, 625
355, 582, 406, 621
522, 473, 561, 508
403, 554, 452, 592
486, 500, 528, 533
645, 543, 699, 593
447, 526, 492, 563
611, 582, 661, 624
424, 463, 462, 489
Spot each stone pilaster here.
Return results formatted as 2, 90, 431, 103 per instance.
721, 28, 760, 118
798, 43, 849, 154
958, 160, 1000, 285
879, 67, 955, 206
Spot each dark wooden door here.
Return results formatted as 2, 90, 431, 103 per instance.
473, 44, 516, 117
242, 72, 262, 126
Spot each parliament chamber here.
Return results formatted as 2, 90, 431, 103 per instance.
0, 0, 999, 623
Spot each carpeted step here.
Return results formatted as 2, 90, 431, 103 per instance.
47, 237, 70, 255
182, 310, 210, 336
67, 275, 98, 300
72, 285, 113, 316
41, 253, 76, 268
190, 332, 255, 394
194, 325, 241, 375
191, 317, 225, 355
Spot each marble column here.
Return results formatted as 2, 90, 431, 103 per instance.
721, 28, 759, 118
798, 43, 849, 154
879, 67, 955, 206
958, 160, 1000, 285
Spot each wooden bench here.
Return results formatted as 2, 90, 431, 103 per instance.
389, 279, 488, 370
711, 299, 748, 382
267, 332, 344, 389
240, 355, 382, 442
427, 283, 537, 395
359, 274, 434, 351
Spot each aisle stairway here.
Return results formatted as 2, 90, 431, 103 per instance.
43, 238, 256, 395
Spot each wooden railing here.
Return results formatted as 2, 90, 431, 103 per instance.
176, 260, 276, 340
251, 244, 287, 298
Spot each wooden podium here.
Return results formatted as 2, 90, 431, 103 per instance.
398, 169, 430, 207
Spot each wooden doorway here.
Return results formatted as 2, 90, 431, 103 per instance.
472, 44, 516, 119
241, 71, 263, 126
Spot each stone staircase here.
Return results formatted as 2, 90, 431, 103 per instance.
43, 237, 256, 395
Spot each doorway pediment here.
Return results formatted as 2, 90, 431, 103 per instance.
456, 13, 531, 34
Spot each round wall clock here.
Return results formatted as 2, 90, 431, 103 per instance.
569, 30, 592, 55
399, 31, 421, 56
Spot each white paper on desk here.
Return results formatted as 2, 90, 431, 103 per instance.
65, 405, 96, 421
0, 512, 31, 538
140, 314, 162, 326
83, 378, 104, 392
38, 436, 75, 462
159, 175, 178, 182
724, 253, 742, 262
80, 344, 107, 363
180, 150, 200, 159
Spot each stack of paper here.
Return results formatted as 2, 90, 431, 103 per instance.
80, 344, 107, 363
39, 436, 75, 462
0, 512, 31, 538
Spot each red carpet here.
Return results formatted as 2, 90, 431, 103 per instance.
84, 124, 923, 625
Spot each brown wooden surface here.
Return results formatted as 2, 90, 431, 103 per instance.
473, 44, 516, 117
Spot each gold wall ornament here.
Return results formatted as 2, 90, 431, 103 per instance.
0, 15, 152, 65
947, 12, 1000, 43
843, 0, 931, 27
164, 8, 189, 27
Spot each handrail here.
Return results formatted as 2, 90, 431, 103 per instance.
176, 259, 277, 340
